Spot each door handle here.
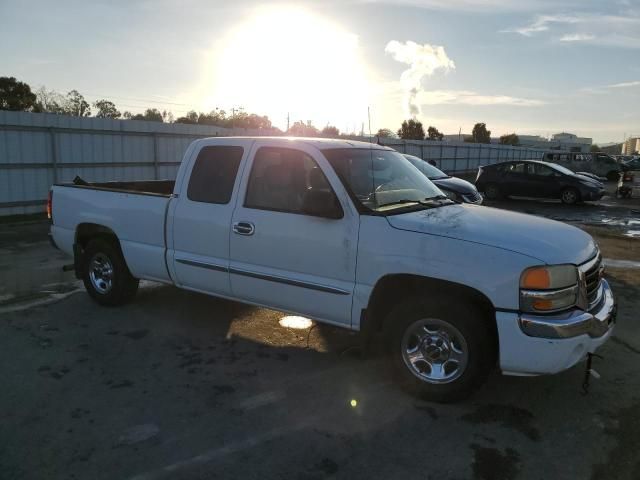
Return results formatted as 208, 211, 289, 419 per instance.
233, 222, 255, 236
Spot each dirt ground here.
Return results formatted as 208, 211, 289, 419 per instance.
1, 193, 639, 480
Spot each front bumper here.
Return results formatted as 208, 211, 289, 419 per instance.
582, 188, 605, 201
519, 279, 615, 339
496, 279, 616, 375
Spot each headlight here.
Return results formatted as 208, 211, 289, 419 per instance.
520, 265, 579, 313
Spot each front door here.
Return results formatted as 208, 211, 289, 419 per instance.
228, 142, 359, 326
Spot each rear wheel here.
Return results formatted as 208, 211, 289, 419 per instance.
483, 183, 501, 200
560, 187, 579, 205
386, 297, 495, 403
81, 238, 139, 306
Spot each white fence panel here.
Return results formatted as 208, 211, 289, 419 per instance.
0, 110, 546, 216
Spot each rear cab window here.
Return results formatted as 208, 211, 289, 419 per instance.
187, 146, 244, 204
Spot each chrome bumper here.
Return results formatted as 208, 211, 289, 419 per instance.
519, 279, 616, 339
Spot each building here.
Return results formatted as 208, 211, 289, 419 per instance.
517, 132, 592, 152
622, 137, 640, 155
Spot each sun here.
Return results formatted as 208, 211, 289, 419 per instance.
206, 6, 370, 131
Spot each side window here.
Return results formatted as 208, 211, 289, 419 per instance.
244, 147, 337, 214
507, 162, 526, 174
187, 146, 244, 204
529, 163, 554, 176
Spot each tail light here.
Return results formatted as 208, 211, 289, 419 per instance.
47, 189, 53, 220
623, 173, 634, 182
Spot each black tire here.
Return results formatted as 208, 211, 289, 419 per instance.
483, 183, 501, 200
81, 238, 139, 306
386, 297, 495, 403
560, 187, 580, 205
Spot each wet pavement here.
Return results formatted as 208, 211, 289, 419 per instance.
1, 198, 639, 479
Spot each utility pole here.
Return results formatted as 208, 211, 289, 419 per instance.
231, 107, 236, 130
287, 112, 290, 132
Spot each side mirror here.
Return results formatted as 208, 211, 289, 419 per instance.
302, 190, 343, 219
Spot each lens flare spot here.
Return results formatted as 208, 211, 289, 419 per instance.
279, 316, 313, 329
350, 399, 358, 407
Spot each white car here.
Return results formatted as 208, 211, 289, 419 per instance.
49, 137, 616, 402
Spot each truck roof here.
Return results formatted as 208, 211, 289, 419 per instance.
201, 136, 392, 151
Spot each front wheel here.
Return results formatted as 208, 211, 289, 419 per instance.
483, 183, 501, 200
386, 298, 495, 403
81, 238, 139, 306
560, 187, 579, 205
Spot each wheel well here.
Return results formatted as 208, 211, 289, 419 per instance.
73, 223, 122, 278
364, 274, 498, 352
75, 223, 119, 248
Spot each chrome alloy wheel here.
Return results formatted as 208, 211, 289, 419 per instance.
89, 253, 114, 294
401, 318, 469, 384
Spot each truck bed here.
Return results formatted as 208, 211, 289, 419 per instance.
58, 178, 175, 197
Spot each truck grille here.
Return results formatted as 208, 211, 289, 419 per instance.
582, 254, 603, 310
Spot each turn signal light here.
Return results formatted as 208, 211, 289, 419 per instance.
521, 268, 550, 289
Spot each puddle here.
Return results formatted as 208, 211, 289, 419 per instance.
624, 230, 640, 238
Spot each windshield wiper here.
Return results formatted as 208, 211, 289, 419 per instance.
377, 196, 453, 209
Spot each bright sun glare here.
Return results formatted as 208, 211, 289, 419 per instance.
208, 7, 370, 130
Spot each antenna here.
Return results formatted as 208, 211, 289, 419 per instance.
368, 106, 376, 205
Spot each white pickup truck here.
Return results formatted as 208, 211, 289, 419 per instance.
49, 137, 616, 402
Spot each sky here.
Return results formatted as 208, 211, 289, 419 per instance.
1, 0, 639, 143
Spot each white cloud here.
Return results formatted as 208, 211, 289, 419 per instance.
559, 33, 595, 42
385, 40, 455, 116
502, 14, 580, 36
359, 0, 573, 12
417, 90, 545, 106
503, 12, 640, 48
607, 80, 640, 88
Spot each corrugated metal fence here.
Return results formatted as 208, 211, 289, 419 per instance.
0, 110, 545, 216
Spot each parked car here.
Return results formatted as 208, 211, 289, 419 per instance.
543, 152, 621, 181
476, 160, 605, 204
622, 157, 640, 172
403, 154, 483, 204
49, 137, 615, 402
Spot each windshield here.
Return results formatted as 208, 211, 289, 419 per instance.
323, 148, 448, 212
547, 163, 575, 176
403, 154, 448, 178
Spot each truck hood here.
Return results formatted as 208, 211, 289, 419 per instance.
386, 204, 596, 265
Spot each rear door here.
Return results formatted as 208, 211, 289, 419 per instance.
501, 162, 529, 196
228, 141, 359, 326
526, 163, 560, 198
169, 139, 253, 296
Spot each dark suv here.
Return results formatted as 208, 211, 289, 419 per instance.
475, 160, 605, 204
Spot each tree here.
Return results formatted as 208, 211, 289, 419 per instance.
93, 99, 121, 119
287, 120, 318, 137
321, 125, 340, 137
499, 133, 520, 146
0, 77, 37, 111
397, 119, 425, 140
470, 123, 491, 144
175, 110, 199, 124
376, 128, 396, 138
64, 90, 91, 116
427, 126, 444, 141
590, 144, 600, 153
129, 108, 164, 122
33, 87, 66, 114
